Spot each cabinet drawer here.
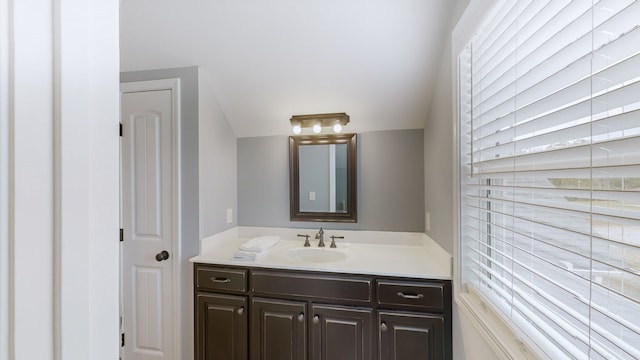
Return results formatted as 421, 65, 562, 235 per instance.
376, 280, 444, 312
252, 270, 372, 305
195, 266, 247, 293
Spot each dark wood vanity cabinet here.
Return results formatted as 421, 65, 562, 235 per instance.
194, 264, 451, 360
376, 280, 449, 360
378, 311, 445, 360
311, 305, 373, 360
195, 267, 248, 360
195, 293, 248, 360
250, 269, 373, 360
251, 298, 307, 360
249, 299, 372, 360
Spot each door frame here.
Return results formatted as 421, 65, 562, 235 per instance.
120, 78, 182, 360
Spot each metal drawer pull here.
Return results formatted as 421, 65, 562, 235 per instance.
236, 307, 244, 315
298, 313, 305, 322
313, 315, 320, 324
380, 322, 388, 332
210, 277, 231, 283
397, 292, 424, 300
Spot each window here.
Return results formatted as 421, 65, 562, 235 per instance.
458, 1, 640, 359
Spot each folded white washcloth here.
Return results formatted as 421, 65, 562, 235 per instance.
231, 250, 267, 261
239, 235, 280, 253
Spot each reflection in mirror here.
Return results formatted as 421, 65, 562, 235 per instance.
290, 134, 357, 222
298, 144, 348, 212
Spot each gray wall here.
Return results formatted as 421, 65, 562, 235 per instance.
424, 55, 454, 254
120, 66, 200, 360
197, 68, 238, 237
238, 129, 425, 232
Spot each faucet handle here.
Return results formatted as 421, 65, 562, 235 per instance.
329, 235, 344, 248
297, 234, 311, 247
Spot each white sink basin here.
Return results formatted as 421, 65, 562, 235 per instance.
286, 247, 347, 263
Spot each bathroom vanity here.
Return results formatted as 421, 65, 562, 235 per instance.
191, 228, 452, 360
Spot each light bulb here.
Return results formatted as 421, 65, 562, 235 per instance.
312, 124, 322, 134
333, 123, 343, 133
292, 124, 302, 134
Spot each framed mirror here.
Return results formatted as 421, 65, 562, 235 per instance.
289, 133, 357, 222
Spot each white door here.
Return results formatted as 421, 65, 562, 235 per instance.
121, 84, 177, 360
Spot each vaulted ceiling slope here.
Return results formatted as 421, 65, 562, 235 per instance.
120, 0, 454, 137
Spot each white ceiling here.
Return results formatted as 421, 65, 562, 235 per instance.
120, 0, 455, 137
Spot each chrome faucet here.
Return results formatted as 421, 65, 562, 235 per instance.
315, 227, 325, 247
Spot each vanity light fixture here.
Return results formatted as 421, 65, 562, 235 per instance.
290, 113, 350, 135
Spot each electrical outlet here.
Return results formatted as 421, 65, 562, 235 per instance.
226, 208, 233, 224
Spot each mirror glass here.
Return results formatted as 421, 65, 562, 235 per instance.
289, 134, 357, 222
298, 143, 348, 212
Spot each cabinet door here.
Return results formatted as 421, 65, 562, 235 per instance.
251, 298, 307, 360
310, 305, 373, 360
195, 293, 247, 360
378, 311, 445, 360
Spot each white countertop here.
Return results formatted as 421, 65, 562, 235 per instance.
190, 227, 452, 280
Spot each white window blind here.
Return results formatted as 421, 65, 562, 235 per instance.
459, 1, 640, 359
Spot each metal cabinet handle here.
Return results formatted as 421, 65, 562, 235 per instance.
380, 322, 388, 332
313, 315, 320, 324
396, 292, 424, 300
210, 277, 231, 283
236, 307, 244, 315
298, 313, 305, 322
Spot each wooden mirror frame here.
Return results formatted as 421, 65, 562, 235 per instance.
289, 133, 357, 222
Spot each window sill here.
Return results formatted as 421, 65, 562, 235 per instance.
455, 286, 542, 360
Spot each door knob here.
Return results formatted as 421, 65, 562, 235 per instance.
155, 250, 169, 262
